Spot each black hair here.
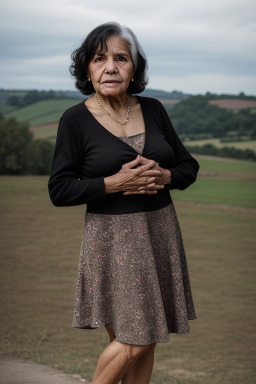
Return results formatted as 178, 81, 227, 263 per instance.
69, 22, 148, 95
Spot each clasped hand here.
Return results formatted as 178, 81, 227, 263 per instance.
104, 155, 171, 195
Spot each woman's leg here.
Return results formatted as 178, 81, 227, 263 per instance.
121, 343, 157, 384
91, 328, 151, 384
103, 327, 157, 384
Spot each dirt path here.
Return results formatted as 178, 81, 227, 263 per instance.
30, 122, 58, 132
0, 354, 91, 384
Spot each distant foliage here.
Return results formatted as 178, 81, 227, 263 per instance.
168, 95, 256, 140
0, 118, 54, 175
205, 91, 256, 100
186, 143, 256, 162
7, 90, 56, 108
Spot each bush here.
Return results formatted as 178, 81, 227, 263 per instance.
0, 118, 54, 175
30, 139, 55, 175
7, 90, 56, 108
186, 143, 256, 162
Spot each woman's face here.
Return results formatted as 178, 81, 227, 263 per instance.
88, 35, 135, 98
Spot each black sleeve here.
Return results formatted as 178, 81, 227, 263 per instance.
48, 117, 106, 206
160, 102, 199, 190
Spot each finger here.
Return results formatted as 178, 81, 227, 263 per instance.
153, 184, 165, 190
122, 155, 141, 169
144, 177, 156, 184
139, 169, 161, 177
139, 156, 159, 167
123, 190, 158, 195
138, 182, 156, 190
138, 184, 164, 191
138, 189, 158, 194
135, 161, 157, 175
137, 156, 148, 164
123, 190, 145, 195
143, 190, 158, 194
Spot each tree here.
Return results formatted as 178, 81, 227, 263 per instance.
0, 118, 33, 174
0, 118, 55, 175
168, 95, 256, 140
30, 139, 54, 175
7, 90, 56, 108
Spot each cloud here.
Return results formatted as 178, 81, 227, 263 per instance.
150, 73, 256, 95
0, 0, 255, 93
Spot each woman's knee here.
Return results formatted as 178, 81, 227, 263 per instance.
105, 326, 116, 343
124, 344, 151, 361
148, 342, 157, 352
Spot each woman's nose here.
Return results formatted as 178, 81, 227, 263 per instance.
104, 58, 117, 74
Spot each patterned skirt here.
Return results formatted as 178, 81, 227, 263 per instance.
72, 203, 196, 345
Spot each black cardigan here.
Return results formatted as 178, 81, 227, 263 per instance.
48, 96, 199, 214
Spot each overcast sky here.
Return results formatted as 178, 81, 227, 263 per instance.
1, 0, 255, 95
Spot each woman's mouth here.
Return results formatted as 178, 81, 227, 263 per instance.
102, 80, 121, 84
101, 80, 122, 88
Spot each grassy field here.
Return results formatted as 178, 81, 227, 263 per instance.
0, 156, 256, 383
171, 155, 256, 208
1, 98, 83, 126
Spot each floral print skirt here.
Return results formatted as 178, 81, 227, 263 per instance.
72, 203, 196, 345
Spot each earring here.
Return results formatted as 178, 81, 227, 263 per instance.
131, 78, 134, 82
88, 78, 91, 81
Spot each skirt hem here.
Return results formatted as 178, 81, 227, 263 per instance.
71, 318, 196, 345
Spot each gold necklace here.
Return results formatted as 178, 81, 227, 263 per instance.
95, 93, 130, 126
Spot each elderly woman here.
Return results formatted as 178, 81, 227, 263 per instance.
48, 22, 199, 384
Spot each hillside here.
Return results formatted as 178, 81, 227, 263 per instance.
0, 88, 190, 105
1, 98, 82, 126
1, 89, 256, 161
167, 95, 256, 161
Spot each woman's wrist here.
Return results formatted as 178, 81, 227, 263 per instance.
104, 175, 119, 194
163, 169, 171, 185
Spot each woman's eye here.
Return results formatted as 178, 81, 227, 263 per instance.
95, 57, 104, 62
117, 56, 126, 61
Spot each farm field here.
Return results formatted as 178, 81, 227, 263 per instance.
208, 98, 256, 109
30, 123, 58, 139
1, 98, 83, 126
184, 138, 256, 152
0, 156, 255, 383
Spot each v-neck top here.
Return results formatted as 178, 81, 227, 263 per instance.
48, 96, 199, 214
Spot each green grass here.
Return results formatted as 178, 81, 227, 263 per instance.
184, 138, 256, 151
28, 111, 63, 126
0, 160, 256, 383
172, 155, 256, 208
172, 178, 256, 208
2, 98, 83, 126
195, 156, 256, 173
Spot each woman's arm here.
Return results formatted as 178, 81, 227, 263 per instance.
48, 117, 106, 206
159, 102, 199, 190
